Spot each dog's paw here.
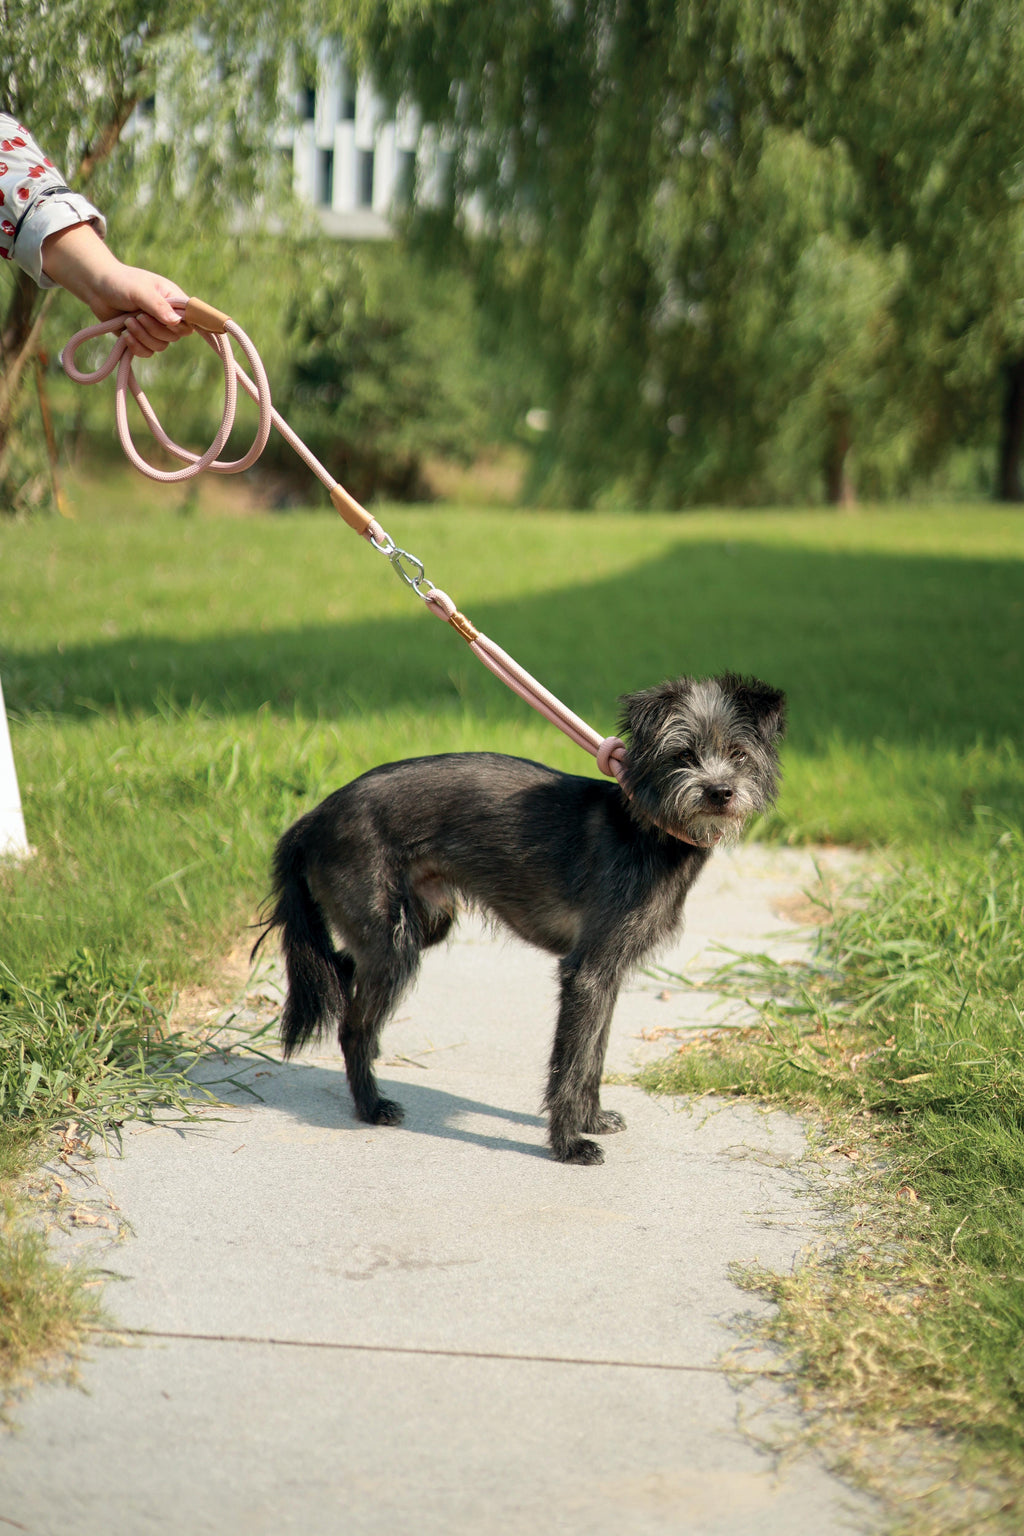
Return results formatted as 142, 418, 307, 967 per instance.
367, 1097, 405, 1127
554, 1138, 605, 1166
584, 1108, 627, 1135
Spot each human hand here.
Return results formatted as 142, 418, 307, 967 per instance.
89, 266, 194, 358
41, 222, 193, 357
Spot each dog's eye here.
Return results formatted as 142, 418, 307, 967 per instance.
729, 746, 748, 763
677, 749, 697, 766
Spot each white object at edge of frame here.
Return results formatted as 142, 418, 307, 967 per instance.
0, 675, 32, 860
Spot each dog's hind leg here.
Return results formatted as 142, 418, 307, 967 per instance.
545, 950, 627, 1164
332, 949, 356, 1006
339, 893, 424, 1128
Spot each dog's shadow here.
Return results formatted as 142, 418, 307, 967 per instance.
210, 1057, 553, 1161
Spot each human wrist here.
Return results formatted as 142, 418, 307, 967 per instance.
40, 221, 124, 315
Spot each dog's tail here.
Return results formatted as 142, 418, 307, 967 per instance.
253, 819, 344, 1058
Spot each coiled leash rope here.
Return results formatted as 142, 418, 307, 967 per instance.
62, 297, 638, 791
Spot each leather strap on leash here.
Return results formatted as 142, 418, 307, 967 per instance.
61, 298, 709, 846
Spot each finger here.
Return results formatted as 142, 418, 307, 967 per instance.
134, 312, 181, 345
122, 321, 194, 358
124, 313, 180, 354
135, 311, 194, 344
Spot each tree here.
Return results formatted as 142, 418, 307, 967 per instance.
342, 0, 1024, 504
728, 0, 1024, 501
276, 240, 498, 499
349, 1, 761, 506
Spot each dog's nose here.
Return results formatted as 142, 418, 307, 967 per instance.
705, 783, 734, 807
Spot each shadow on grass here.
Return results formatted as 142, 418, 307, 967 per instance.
2, 538, 1021, 753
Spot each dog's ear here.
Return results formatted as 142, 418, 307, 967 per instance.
617, 678, 695, 742
719, 673, 787, 743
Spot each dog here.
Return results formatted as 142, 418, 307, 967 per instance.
255, 672, 785, 1164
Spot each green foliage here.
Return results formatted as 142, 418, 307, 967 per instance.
0, 0, 319, 209
31, 229, 504, 508
8, 1, 1024, 509
0, 2, 531, 514
0, 385, 54, 518
278, 242, 498, 499
345, 0, 1024, 505
1, 0, 324, 513
730, 0, 1024, 484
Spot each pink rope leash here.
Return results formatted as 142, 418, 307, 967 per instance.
61, 296, 632, 783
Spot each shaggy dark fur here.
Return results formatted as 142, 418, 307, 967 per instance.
255, 673, 785, 1164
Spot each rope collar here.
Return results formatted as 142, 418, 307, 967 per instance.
596, 736, 721, 848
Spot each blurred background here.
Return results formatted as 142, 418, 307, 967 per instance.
5, 0, 1024, 515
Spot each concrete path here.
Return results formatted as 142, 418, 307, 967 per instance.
1, 846, 875, 1536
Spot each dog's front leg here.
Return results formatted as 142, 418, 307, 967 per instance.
545, 952, 626, 1165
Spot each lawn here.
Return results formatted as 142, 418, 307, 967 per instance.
1, 479, 1021, 998
1, 479, 1023, 1521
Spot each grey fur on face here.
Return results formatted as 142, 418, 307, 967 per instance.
618, 674, 786, 848
255, 672, 785, 1164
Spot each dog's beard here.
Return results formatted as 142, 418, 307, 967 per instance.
659, 770, 761, 847
682, 810, 747, 848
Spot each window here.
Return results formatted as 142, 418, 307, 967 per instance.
319, 148, 334, 206
357, 149, 375, 207
395, 149, 416, 207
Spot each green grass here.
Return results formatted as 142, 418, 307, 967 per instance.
1, 479, 1020, 1096
0, 952, 267, 1131
0, 1204, 106, 1406
1, 479, 1023, 1480
0, 890, 272, 1407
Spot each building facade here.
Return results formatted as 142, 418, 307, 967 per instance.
278, 44, 448, 238
130, 40, 447, 240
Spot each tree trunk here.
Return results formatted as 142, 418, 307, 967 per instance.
996, 356, 1024, 501
1, 268, 44, 365
0, 275, 51, 489
823, 406, 856, 508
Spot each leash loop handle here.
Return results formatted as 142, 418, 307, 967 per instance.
60, 297, 273, 484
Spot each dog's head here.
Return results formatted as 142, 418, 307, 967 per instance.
617, 673, 786, 846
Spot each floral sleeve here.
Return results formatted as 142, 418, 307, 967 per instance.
0, 113, 106, 285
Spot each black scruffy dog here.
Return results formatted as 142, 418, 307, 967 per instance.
256, 673, 785, 1164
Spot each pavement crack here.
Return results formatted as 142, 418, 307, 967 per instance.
87, 1325, 789, 1377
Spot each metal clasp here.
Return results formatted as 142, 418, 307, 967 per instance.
371, 537, 438, 602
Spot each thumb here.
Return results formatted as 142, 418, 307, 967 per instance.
130, 271, 188, 326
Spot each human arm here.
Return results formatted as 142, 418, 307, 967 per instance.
1, 114, 189, 357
